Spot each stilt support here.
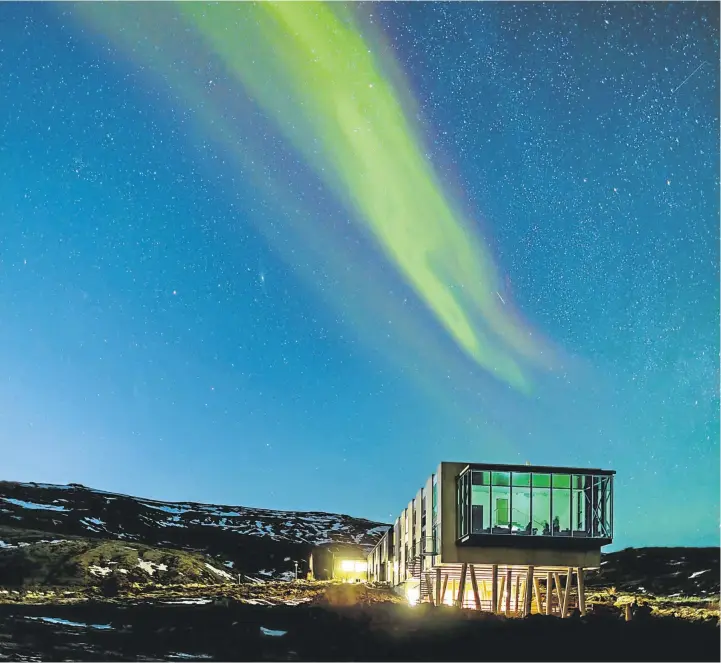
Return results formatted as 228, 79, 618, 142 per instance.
441, 574, 449, 606
498, 573, 506, 613
469, 564, 481, 610
491, 564, 498, 614
456, 563, 467, 608
435, 568, 442, 606
533, 575, 543, 614
523, 566, 534, 616
505, 569, 512, 615
425, 572, 435, 606
577, 567, 586, 615
561, 567, 573, 618
553, 572, 563, 616
546, 572, 553, 615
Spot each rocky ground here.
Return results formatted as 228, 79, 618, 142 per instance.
0, 589, 718, 662
1, 481, 718, 661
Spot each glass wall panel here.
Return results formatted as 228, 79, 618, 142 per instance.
552, 481, 571, 535
457, 472, 471, 538
572, 475, 588, 536
471, 476, 490, 533
492, 471, 510, 487
492, 491, 510, 530
600, 475, 613, 537
531, 474, 551, 535
552, 474, 571, 489
532, 473, 551, 488
473, 471, 491, 485
511, 472, 531, 534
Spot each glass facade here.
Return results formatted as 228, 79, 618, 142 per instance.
457, 466, 613, 540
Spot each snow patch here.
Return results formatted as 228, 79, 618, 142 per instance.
204, 563, 233, 581
167, 653, 213, 660
1, 498, 67, 512
26, 616, 112, 630
260, 626, 287, 637
137, 559, 168, 575
689, 569, 710, 579
140, 502, 191, 515
163, 598, 213, 605
88, 565, 113, 577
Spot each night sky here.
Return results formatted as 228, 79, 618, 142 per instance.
1, 2, 718, 550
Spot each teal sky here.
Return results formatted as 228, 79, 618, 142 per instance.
0, 2, 718, 550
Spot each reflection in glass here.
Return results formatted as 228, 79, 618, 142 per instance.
531, 474, 551, 535
511, 472, 531, 534
471, 471, 490, 533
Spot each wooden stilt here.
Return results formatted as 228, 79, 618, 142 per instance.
441, 574, 449, 606
514, 574, 521, 616
456, 563, 468, 608
577, 567, 586, 615
561, 567, 573, 618
523, 566, 534, 616
553, 572, 564, 616
497, 574, 506, 613
435, 568, 442, 606
469, 564, 481, 610
519, 580, 527, 617
491, 564, 498, 614
546, 572, 553, 615
425, 572, 435, 606
533, 576, 544, 614
505, 569, 512, 615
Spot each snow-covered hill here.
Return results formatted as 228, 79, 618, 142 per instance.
0, 481, 388, 580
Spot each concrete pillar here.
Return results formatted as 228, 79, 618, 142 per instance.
435, 567, 442, 606
497, 574, 506, 613
505, 569, 512, 615
469, 564, 481, 610
577, 567, 586, 615
561, 567, 573, 618
553, 572, 563, 616
424, 572, 434, 605
491, 564, 498, 614
456, 563, 468, 608
533, 576, 543, 614
523, 566, 534, 616
546, 572, 553, 615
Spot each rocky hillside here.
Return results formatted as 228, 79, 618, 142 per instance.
0, 481, 388, 583
586, 546, 719, 598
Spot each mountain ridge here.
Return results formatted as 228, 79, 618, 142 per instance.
0, 480, 388, 582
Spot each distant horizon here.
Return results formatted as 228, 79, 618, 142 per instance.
3, 476, 719, 553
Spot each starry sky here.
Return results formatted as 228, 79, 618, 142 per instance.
1, 2, 718, 550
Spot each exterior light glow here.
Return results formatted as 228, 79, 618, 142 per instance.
406, 585, 420, 607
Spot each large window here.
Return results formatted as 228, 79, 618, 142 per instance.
531, 473, 551, 535
511, 472, 531, 534
471, 471, 490, 533
457, 467, 613, 540
572, 475, 588, 534
552, 474, 571, 535
492, 472, 510, 531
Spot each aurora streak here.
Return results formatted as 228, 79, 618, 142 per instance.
76, 1, 553, 393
